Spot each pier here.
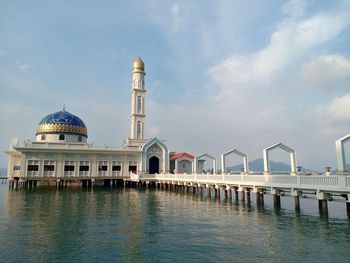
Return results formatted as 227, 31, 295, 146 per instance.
127, 172, 350, 216
6, 135, 350, 218
6, 172, 350, 217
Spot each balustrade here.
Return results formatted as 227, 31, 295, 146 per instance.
137, 173, 350, 192
64, 171, 75, 177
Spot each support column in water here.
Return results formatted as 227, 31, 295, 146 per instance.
291, 190, 302, 210
271, 188, 281, 208
239, 187, 246, 202
317, 192, 329, 215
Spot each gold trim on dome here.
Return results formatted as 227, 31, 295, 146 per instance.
133, 57, 144, 71
36, 123, 88, 136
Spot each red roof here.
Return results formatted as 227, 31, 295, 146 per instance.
170, 152, 195, 161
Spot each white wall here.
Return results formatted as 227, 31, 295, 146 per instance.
36, 134, 87, 143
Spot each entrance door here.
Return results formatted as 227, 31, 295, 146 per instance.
149, 156, 160, 174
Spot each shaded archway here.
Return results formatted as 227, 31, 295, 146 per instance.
141, 137, 169, 174
149, 156, 160, 174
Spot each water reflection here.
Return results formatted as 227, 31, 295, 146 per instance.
0, 184, 350, 262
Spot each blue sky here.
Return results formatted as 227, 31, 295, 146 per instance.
1, 0, 350, 171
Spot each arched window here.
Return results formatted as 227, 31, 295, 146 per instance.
140, 80, 144, 89
41, 134, 46, 141
59, 134, 65, 141
78, 135, 82, 142
137, 96, 142, 114
137, 121, 142, 139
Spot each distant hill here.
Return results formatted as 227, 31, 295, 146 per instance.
227, 158, 317, 173
0, 168, 7, 177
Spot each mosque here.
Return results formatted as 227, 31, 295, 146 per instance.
6, 58, 204, 180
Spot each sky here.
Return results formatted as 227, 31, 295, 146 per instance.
1, 0, 350, 171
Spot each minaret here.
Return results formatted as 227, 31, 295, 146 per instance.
130, 57, 146, 140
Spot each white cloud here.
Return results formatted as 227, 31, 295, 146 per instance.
18, 64, 33, 73
174, 0, 350, 169
18, 63, 35, 73
313, 93, 350, 122
209, 8, 350, 92
282, 0, 309, 18
300, 55, 350, 89
171, 2, 188, 32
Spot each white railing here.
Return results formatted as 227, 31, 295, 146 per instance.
223, 175, 242, 182
300, 176, 338, 187
112, 171, 122, 177
27, 171, 39, 177
79, 171, 90, 177
269, 175, 298, 185
43, 171, 55, 177
135, 173, 350, 192
64, 171, 75, 177
98, 171, 108, 177
242, 175, 265, 183
130, 173, 140, 180
196, 174, 212, 180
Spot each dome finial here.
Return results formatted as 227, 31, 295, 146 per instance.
63, 104, 66, 112
133, 57, 144, 71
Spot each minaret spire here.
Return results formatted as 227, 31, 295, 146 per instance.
130, 57, 146, 140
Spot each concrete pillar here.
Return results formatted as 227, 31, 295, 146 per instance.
271, 188, 281, 208
318, 200, 328, 214
239, 187, 245, 201
346, 202, 350, 219
215, 185, 220, 198
246, 189, 251, 202
294, 196, 300, 210
235, 188, 239, 200
291, 190, 302, 210
225, 185, 231, 199
259, 192, 264, 205
317, 192, 330, 214
273, 195, 281, 207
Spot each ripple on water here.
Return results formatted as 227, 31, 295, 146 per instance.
0, 185, 350, 262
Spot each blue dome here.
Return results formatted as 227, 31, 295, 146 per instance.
36, 110, 88, 137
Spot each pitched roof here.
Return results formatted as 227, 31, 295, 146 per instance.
170, 152, 195, 161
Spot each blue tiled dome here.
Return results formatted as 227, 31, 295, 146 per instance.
36, 110, 88, 137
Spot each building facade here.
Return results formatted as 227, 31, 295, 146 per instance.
6, 58, 169, 180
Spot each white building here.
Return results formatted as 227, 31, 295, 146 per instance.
5, 58, 169, 180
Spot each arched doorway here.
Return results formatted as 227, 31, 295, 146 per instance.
149, 156, 160, 174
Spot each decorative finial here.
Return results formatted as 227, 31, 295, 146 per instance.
133, 57, 144, 71
63, 104, 66, 112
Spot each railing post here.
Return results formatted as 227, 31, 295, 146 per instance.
297, 174, 301, 186
338, 175, 346, 190
264, 172, 270, 184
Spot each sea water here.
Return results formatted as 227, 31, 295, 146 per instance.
0, 184, 349, 262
